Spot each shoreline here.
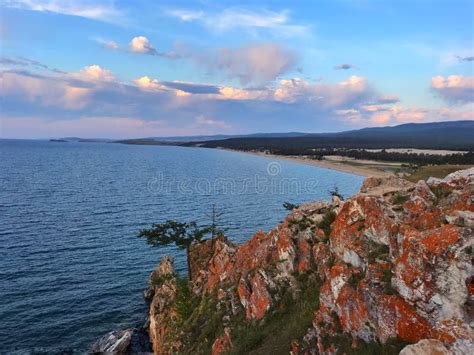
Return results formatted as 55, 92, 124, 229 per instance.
221, 149, 394, 178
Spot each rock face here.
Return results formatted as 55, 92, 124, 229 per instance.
91, 329, 134, 354
91, 327, 151, 354
146, 168, 474, 354
146, 256, 181, 354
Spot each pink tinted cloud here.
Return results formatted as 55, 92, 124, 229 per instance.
431, 75, 474, 103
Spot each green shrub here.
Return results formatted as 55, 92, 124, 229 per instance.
431, 186, 452, 200
229, 275, 322, 354
393, 193, 409, 205
320, 335, 411, 355
318, 210, 337, 237
332, 311, 343, 334
382, 268, 396, 295
151, 272, 175, 286
283, 202, 299, 211
347, 272, 365, 289
367, 244, 390, 263
174, 277, 198, 322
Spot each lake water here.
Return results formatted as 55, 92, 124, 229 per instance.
0, 140, 364, 352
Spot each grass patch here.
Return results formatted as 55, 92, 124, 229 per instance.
381, 268, 396, 295
288, 215, 313, 231
318, 210, 337, 238
405, 164, 471, 183
393, 193, 409, 205
348, 272, 365, 289
431, 186, 452, 200
165, 282, 224, 354
367, 244, 390, 264
174, 277, 199, 322
151, 272, 175, 286
321, 335, 411, 355
229, 275, 322, 355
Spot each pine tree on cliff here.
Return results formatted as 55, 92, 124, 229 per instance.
138, 220, 212, 280
207, 204, 227, 238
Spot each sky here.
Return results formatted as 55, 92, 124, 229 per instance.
0, 0, 473, 139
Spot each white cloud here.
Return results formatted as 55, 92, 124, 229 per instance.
3, 0, 122, 23
0, 116, 171, 139
5, 67, 462, 138
168, 7, 308, 37
194, 43, 297, 86
129, 36, 156, 55
0, 70, 91, 109
431, 75, 474, 104
335, 103, 474, 127
94, 38, 119, 50
76, 65, 114, 82
133, 76, 164, 91
218, 86, 268, 100
167, 9, 203, 21
274, 76, 373, 107
195, 115, 231, 130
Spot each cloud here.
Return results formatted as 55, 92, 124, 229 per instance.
2, 67, 450, 138
193, 43, 297, 86
273, 76, 376, 108
3, 0, 122, 24
167, 7, 308, 37
161, 81, 220, 94
374, 94, 399, 104
1, 116, 171, 139
195, 115, 231, 130
104, 39, 293, 84
129, 36, 156, 55
167, 9, 203, 21
133, 76, 219, 95
218, 86, 269, 100
0, 69, 91, 109
455, 55, 474, 62
121, 36, 179, 58
76, 65, 114, 82
336, 102, 474, 127
94, 38, 119, 50
334, 64, 355, 70
431, 75, 474, 104
0, 56, 65, 73
133, 76, 165, 91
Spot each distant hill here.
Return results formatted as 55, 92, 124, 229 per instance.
187, 121, 474, 151
55, 137, 113, 143
57, 121, 474, 151
117, 132, 307, 143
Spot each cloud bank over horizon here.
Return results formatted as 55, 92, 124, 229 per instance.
0, 1, 473, 138
2, 64, 472, 139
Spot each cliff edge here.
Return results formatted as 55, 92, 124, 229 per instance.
145, 168, 473, 354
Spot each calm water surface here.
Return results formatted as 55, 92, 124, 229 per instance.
0, 140, 364, 352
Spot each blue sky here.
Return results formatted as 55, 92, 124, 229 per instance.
0, 0, 473, 138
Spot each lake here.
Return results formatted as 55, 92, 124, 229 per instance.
0, 140, 364, 352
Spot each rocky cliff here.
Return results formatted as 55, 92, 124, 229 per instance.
144, 168, 473, 354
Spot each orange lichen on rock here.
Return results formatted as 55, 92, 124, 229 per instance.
145, 168, 473, 354
211, 328, 232, 355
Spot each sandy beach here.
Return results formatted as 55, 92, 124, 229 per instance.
225, 149, 395, 178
